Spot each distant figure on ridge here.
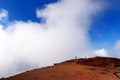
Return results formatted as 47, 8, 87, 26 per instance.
75, 56, 78, 64
75, 56, 77, 59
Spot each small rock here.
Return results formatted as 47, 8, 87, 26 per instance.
114, 72, 120, 78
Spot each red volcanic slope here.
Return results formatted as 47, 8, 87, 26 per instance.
1, 56, 120, 80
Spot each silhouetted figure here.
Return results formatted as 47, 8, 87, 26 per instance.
75, 56, 77, 59
75, 56, 78, 64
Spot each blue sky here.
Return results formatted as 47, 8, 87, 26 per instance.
89, 0, 120, 49
0, 0, 57, 21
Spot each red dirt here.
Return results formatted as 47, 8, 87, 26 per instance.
1, 56, 120, 80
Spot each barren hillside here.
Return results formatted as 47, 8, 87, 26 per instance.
1, 56, 120, 80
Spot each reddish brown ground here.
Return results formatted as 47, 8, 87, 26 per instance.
1, 57, 120, 80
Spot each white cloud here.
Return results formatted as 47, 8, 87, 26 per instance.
0, 0, 103, 77
0, 9, 8, 20
113, 40, 120, 57
94, 48, 108, 56
0, 9, 9, 26
115, 40, 120, 51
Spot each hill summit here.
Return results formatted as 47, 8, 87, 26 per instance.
1, 56, 120, 80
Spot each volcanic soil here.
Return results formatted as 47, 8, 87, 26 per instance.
1, 56, 120, 80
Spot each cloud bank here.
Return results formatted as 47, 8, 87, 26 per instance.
94, 48, 108, 56
0, 0, 103, 77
